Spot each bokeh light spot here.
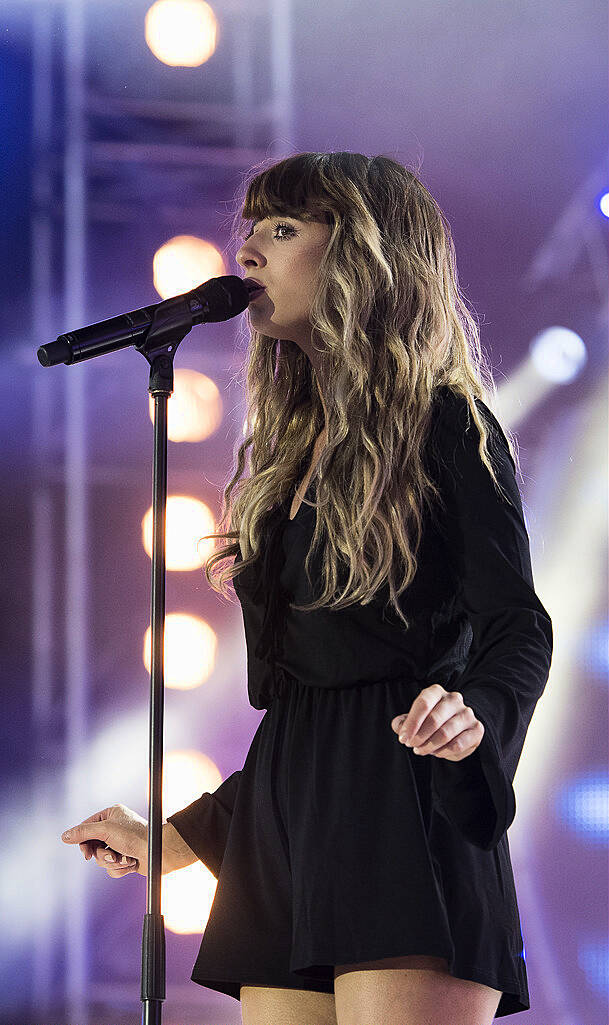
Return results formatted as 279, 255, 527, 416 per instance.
160, 749, 224, 817
143, 613, 217, 689
161, 861, 217, 934
141, 494, 216, 571
148, 368, 223, 443
152, 234, 225, 300
145, 0, 219, 68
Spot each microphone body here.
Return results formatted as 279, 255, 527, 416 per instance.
37, 275, 251, 367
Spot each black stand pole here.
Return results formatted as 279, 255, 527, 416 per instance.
135, 296, 196, 1025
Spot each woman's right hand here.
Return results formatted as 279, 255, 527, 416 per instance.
61, 804, 199, 879
61, 804, 148, 878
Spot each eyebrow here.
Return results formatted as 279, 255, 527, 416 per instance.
243, 214, 301, 237
250, 214, 295, 228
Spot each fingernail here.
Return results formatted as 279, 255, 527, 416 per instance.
62, 830, 71, 840
104, 853, 115, 862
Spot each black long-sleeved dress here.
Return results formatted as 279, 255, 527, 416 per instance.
167, 385, 553, 1018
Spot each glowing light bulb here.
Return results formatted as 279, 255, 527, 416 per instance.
142, 613, 217, 689
159, 749, 223, 817
145, 0, 219, 68
162, 861, 217, 933
152, 235, 225, 301
148, 368, 223, 444
141, 495, 216, 571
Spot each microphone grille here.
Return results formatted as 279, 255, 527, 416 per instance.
196, 275, 250, 322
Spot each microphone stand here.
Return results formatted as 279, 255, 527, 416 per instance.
39, 276, 250, 1025
135, 294, 197, 1025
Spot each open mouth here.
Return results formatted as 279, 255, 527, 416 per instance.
248, 286, 266, 300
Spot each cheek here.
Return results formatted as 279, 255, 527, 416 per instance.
275, 277, 313, 315
291, 263, 319, 305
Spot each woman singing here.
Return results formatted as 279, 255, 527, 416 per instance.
62, 151, 553, 1024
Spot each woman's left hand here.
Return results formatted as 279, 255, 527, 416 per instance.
391, 684, 485, 761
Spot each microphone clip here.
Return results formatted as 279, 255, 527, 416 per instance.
136, 294, 194, 397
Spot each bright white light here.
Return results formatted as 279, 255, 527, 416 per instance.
160, 749, 223, 816
148, 368, 223, 444
529, 326, 587, 384
145, 0, 219, 68
143, 613, 217, 689
599, 192, 609, 217
162, 860, 218, 934
141, 494, 216, 571
557, 773, 609, 842
152, 235, 226, 301
578, 938, 609, 999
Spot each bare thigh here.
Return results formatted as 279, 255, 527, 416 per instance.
333, 955, 503, 1025
240, 984, 338, 1025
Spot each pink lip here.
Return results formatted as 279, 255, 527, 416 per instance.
248, 287, 266, 301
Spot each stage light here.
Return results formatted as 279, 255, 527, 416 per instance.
161, 749, 223, 817
142, 613, 217, 689
556, 771, 609, 843
578, 937, 609, 999
152, 234, 225, 301
147, 368, 223, 443
161, 860, 217, 934
529, 325, 587, 384
145, 0, 219, 68
141, 494, 216, 571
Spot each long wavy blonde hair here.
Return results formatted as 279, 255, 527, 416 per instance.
203, 151, 520, 629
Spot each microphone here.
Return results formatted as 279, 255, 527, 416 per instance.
37, 274, 252, 368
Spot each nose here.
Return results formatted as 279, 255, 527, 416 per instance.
236, 239, 266, 271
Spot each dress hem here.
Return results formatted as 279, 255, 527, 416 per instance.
189, 957, 529, 1019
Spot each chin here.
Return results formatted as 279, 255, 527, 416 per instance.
249, 316, 289, 341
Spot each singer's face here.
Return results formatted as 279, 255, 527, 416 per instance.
235, 214, 332, 349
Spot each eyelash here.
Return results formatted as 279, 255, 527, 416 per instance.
243, 221, 297, 242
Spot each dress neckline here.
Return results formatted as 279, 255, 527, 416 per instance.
287, 429, 327, 522
287, 477, 316, 522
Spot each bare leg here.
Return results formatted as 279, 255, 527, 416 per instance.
334, 955, 502, 1025
240, 984, 338, 1025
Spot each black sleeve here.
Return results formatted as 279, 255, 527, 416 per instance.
427, 390, 553, 851
166, 770, 242, 879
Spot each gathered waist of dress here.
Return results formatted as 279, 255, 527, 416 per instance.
266, 664, 443, 704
